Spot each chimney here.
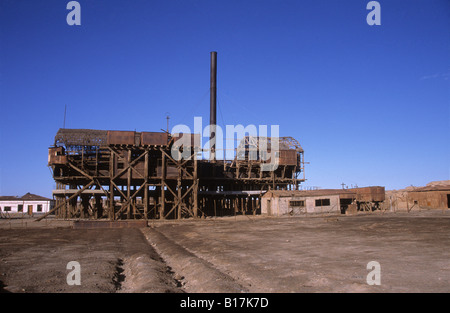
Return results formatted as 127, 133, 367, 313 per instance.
210, 51, 217, 162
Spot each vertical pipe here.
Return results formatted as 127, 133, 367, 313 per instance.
210, 51, 217, 162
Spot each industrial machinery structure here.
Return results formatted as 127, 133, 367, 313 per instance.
41, 52, 305, 220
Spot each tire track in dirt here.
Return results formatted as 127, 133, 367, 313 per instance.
141, 227, 247, 293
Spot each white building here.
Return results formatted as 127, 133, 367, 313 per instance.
0, 193, 54, 217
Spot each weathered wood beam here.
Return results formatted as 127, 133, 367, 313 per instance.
35, 181, 95, 221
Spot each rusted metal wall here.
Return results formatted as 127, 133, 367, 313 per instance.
278, 149, 297, 166
107, 131, 135, 145
355, 186, 385, 202
48, 147, 68, 165
141, 132, 168, 146
408, 190, 449, 209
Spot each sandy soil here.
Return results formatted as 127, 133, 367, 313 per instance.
1, 210, 449, 293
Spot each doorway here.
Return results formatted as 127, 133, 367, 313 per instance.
340, 198, 353, 214
27, 205, 33, 216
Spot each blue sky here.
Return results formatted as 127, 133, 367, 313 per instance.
0, 0, 449, 197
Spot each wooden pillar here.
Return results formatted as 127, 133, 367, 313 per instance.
94, 195, 103, 218
69, 184, 77, 218
193, 155, 198, 218
177, 178, 182, 220
127, 149, 132, 219
144, 150, 149, 219
80, 194, 90, 218
160, 150, 166, 220
109, 151, 115, 220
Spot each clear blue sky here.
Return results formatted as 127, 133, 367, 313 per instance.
0, 0, 449, 197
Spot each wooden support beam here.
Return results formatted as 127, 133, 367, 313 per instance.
160, 150, 166, 219
127, 149, 131, 219
164, 183, 196, 219
67, 160, 93, 181
35, 181, 95, 221
177, 178, 182, 219
109, 148, 148, 181
193, 156, 198, 218
114, 182, 146, 219
144, 150, 149, 219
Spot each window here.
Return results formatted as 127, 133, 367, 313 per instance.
4, 206, 11, 212
37, 204, 43, 212
289, 200, 305, 207
315, 199, 330, 206
18, 204, 23, 212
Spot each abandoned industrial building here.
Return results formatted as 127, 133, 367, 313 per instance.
37, 52, 448, 222
39, 52, 306, 221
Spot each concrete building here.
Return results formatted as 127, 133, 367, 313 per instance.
0, 193, 54, 217
261, 186, 385, 216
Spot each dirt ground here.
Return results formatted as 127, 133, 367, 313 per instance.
0, 210, 449, 293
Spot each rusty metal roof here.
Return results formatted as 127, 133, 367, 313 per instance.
263, 189, 357, 198
55, 128, 108, 147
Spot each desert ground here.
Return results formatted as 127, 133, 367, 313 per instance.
0, 210, 449, 294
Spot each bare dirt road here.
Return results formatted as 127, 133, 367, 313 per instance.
1, 210, 449, 293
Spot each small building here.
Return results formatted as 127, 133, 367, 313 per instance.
407, 184, 450, 210
261, 186, 385, 216
0, 193, 54, 217
385, 181, 450, 211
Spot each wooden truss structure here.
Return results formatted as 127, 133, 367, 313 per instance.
40, 129, 305, 220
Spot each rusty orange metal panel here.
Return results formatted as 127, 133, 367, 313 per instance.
173, 133, 201, 147
278, 150, 297, 166
141, 132, 168, 146
355, 186, 385, 202
48, 147, 68, 165
107, 131, 135, 145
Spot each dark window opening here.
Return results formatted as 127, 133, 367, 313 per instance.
18, 204, 23, 212
315, 199, 330, 206
289, 200, 305, 207
37, 204, 43, 212
4, 206, 11, 212
340, 198, 353, 205
339, 198, 353, 214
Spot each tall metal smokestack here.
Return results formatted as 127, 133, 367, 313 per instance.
210, 51, 217, 162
